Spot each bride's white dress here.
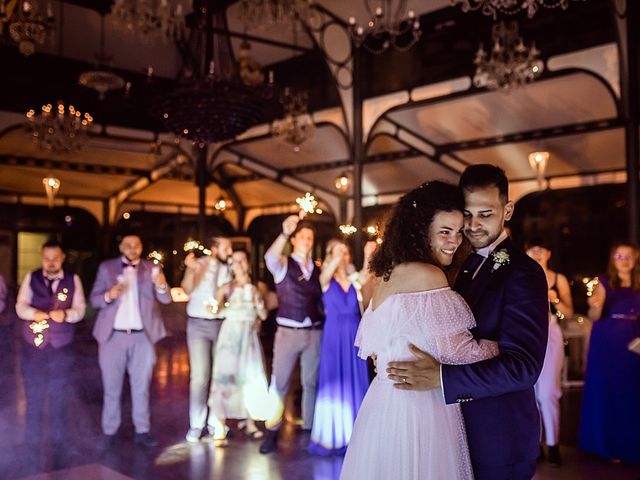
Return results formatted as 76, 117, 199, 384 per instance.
340, 287, 498, 480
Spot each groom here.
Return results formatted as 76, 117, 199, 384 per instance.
387, 164, 548, 479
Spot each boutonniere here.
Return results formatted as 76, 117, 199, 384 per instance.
491, 249, 510, 272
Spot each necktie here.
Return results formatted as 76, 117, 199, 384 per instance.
45, 277, 54, 297
463, 252, 485, 277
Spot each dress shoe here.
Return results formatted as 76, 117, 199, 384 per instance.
134, 432, 158, 448
547, 445, 562, 467
259, 429, 279, 454
185, 428, 202, 443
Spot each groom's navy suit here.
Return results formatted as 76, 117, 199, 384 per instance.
443, 236, 548, 479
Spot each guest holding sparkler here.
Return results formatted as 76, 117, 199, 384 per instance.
90, 234, 171, 449
181, 233, 233, 443
260, 215, 325, 454
16, 240, 86, 461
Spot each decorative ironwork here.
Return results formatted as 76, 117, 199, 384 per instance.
473, 21, 544, 91
452, 0, 581, 19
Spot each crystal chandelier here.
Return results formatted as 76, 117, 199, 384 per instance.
272, 87, 315, 152
110, 0, 185, 43
26, 102, 93, 152
238, 0, 314, 31
2, 0, 55, 56
348, 1, 421, 54
155, 9, 270, 144
473, 21, 544, 91
42, 176, 60, 208
451, 0, 580, 19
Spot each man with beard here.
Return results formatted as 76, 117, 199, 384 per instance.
387, 165, 548, 479
181, 233, 233, 443
91, 234, 171, 449
16, 240, 86, 463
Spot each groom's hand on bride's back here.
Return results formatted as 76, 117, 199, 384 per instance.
387, 344, 441, 391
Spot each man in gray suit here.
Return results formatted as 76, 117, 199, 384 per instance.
90, 234, 171, 448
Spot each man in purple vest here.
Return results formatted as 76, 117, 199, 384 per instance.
260, 215, 324, 454
16, 240, 86, 452
90, 234, 171, 449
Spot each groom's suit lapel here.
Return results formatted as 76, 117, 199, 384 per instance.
465, 237, 514, 310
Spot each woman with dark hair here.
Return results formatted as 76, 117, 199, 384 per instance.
580, 242, 640, 464
340, 181, 498, 480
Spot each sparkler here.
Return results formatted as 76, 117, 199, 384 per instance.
29, 320, 50, 347
295, 192, 322, 218
183, 240, 212, 256
583, 277, 599, 297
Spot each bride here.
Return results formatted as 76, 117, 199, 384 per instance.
340, 181, 498, 480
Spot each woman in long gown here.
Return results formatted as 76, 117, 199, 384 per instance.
308, 239, 375, 455
208, 251, 270, 443
580, 243, 640, 464
341, 181, 498, 480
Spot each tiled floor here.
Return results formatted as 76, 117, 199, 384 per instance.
1, 313, 638, 480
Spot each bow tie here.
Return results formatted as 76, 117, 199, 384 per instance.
122, 261, 138, 269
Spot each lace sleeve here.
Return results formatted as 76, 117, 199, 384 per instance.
435, 331, 498, 365
417, 290, 498, 364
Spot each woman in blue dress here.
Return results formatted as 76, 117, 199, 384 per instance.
580, 242, 640, 463
308, 239, 376, 455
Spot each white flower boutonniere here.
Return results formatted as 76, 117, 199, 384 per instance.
491, 249, 510, 272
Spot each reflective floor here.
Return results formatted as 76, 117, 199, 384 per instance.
0, 309, 639, 480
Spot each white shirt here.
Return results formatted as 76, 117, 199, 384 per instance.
113, 259, 144, 330
440, 229, 509, 395
471, 230, 509, 279
186, 258, 231, 319
264, 251, 316, 328
16, 270, 86, 323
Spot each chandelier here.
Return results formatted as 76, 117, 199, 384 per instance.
214, 196, 231, 212
2, 0, 55, 56
110, 0, 185, 43
42, 177, 60, 208
528, 151, 549, 189
26, 102, 93, 152
78, 16, 126, 100
451, 0, 580, 19
348, 1, 421, 54
334, 172, 351, 193
272, 87, 315, 152
238, 0, 314, 31
473, 21, 544, 91
155, 9, 270, 144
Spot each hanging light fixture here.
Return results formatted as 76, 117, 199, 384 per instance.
26, 102, 93, 152
334, 171, 351, 193
528, 151, 549, 189
78, 15, 126, 100
110, 0, 185, 43
473, 21, 544, 91
451, 0, 581, 19
155, 7, 271, 144
348, 1, 421, 54
272, 87, 315, 152
214, 196, 231, 212
42, 176, 60, 208
3, 0, 55, 56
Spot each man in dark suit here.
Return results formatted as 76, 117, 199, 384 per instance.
90, 234, 172, 449
387, 165, 548, 479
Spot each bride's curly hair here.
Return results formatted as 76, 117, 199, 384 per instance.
369, 181, 465, 281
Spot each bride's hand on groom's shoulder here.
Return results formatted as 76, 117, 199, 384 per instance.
386, 344, 441, 391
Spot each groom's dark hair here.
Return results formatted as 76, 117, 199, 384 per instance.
459, 164, 509, 203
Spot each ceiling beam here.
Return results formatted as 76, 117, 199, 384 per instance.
0, 154, 148, 177
438, 117, 625, 153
